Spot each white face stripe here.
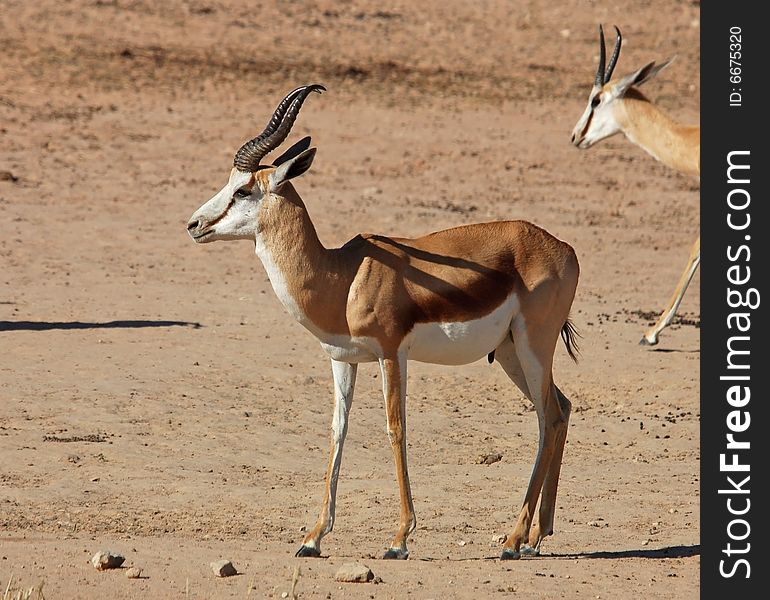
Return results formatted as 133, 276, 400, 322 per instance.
571, 85, 601, 145
228, 167, 254, 186
188, 169, 257, 240
571, 84, 623, 148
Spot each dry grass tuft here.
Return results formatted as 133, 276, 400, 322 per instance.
270, 566, 302, 600
290, 566, 301, 599
2, 575, 45, 600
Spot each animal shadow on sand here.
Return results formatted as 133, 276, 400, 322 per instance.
419, 544, 700, 562
0, 319, 201, 332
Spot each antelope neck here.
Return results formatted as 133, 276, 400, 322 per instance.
254, 185, 352, 336
617, 92, 700, 176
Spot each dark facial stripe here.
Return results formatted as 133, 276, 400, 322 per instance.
578, 107, 595, 143
206, 197, 235, 229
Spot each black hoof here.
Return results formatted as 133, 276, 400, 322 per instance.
639, 335, 657, 346
295, 545, 321, 558
382, 547, 408, 560
500, 548, 521, 561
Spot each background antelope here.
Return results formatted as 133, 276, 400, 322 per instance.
571, 25, 700, 346
187, 85, 580, 560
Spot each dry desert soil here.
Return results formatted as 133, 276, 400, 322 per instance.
1, 1, 700, 598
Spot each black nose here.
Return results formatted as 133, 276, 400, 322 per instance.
187, 219, 199, 231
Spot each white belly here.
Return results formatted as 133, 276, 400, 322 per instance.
319, 335, 381, 363
257, 236, 519, 366
404, 293, 519, 365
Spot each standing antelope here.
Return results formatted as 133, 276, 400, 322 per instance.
571, 25, 700, 346
187, 85, 580, 560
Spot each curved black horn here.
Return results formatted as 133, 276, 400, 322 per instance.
234, 87, 304, 171
604, 26, 622, 83
595, 24, 607, 87
257, 86, 308, 139
233, 84, 326, 172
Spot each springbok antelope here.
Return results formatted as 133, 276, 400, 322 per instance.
187, 84, 580, 560
571, 25, 700, 346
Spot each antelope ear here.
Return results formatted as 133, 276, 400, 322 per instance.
269, 148, 316, 190
614, 57, 675, 96
272, 136, 312, 167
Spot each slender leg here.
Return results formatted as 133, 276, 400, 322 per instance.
526, 384, 571, 554
296, 360, 357, 558
641, 235, 700, 346
493, 336, 531, 401
500, 318, 560, 560
495, 337, 570, 555
380, 353, 416, 559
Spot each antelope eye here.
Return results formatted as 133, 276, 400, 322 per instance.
234, 188, 251, 198
591, 94, 601, 108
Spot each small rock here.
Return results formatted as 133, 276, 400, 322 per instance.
494, 534, 507, 544
125, 567, 142, 579
334, 562, 374, 583
91, 550, 125, 570
211, 560, 237, 577
458, 540, 467, 547
281, 593, 289, 599
362, 186, 383, 197
474, 453, 502, 465
0, 171, 19, 183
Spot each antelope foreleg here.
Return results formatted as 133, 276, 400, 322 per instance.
641, 235, 700, 346
380, 353, 415, 559
296, 360, 357, 557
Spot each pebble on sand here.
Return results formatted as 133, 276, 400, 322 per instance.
91, 550, 126, 571
211, 559, 238, 577
125, 567, 142, 579
474, 453, 503, 465
334, 563, 374, 583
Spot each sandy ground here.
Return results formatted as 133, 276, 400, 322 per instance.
0, 1, 701, 598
